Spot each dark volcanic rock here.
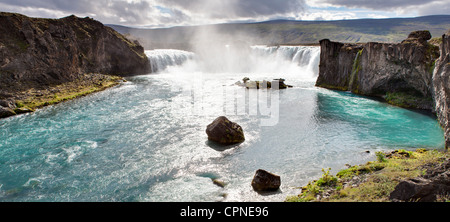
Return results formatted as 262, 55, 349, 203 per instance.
251, 169, 281, 192
402, 30, 432, 45
0, 106, 16, 118
390, 159, 450, 202
0, 12, 150, 94
206, 116, 245, 145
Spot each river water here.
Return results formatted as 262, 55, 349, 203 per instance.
0, 46, 444, 202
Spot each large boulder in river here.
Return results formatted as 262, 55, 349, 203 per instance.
251, 169, 281, 192
206, 116, 245, 145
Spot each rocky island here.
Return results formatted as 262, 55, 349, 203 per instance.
0, 12, 151, 118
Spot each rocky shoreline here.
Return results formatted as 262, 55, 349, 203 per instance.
0, 73, 124, 118
287, 149, 450, 202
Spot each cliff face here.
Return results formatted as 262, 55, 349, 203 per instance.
432, 30, 450, 148
316, 30, 448, 148
0, 12, 150, 94
315, 40, 363, 91
316, 31, 439, 110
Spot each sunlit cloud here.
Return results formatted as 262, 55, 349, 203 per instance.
0, 0, 445, 28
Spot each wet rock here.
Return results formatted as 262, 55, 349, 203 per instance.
0, 106, 16, 118
14, 107, 34, 114
212, 179, 226, 188
251, 169, 281, 192
206, 116, 245, 145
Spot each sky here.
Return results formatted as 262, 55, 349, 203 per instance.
0, 0, 449, 28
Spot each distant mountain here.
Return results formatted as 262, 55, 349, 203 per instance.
108, 15, 450, 50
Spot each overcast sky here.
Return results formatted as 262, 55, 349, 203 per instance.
1, 0, 449, 28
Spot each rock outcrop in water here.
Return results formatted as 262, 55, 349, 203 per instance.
316, 30, 449, 148
206, 116, 245, 145
236, 77, 293, 89
0, 12, 150, 117
251, 169, 281, 192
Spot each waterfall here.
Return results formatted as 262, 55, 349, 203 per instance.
144, 45, 320, 78
145, 49, 195, 73
250, 45, 320, 75
348, 49, 363, 91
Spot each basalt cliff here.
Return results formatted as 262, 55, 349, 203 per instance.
316, 30, 450, 148
0, 12, 150, 117
432, 30, 450, 149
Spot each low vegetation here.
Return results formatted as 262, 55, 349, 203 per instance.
286, 148, 449, 202
384, 92, 433, 109
13, 74, 123, 113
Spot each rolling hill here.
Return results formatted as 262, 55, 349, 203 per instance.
108, 15, 450, 50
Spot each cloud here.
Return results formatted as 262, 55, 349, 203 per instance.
318, 0, 436, 10
0, 0, 307, 27
316, 0, 450, 15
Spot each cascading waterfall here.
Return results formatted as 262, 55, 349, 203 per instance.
145, 49, 195, 73
144, 45, 321, 79
250, 45, 320, 77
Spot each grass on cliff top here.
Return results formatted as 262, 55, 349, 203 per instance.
286, 148, 450, 202
14, 74, 123, 113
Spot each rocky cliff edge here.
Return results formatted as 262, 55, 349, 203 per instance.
0, 12, 151, 118
316, 30, 449, 148
432, 30, 450, 148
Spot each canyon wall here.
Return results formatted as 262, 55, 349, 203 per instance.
432, 30, 450, 148
316, 30, 448, 148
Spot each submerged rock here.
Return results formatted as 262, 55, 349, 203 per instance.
251, 169, 281, 192
206, 116, 245, 145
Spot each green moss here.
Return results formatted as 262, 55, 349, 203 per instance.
15, 75, 122, 111
384, 91, 432, 109
315, 83, 348, 91
286, 149, 449, 202
349, 49, 363, 92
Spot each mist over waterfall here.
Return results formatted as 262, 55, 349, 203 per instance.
145, 45, 320, 80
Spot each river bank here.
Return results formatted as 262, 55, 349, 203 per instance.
286, 148, 449, 202
0, 73, 123, 118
